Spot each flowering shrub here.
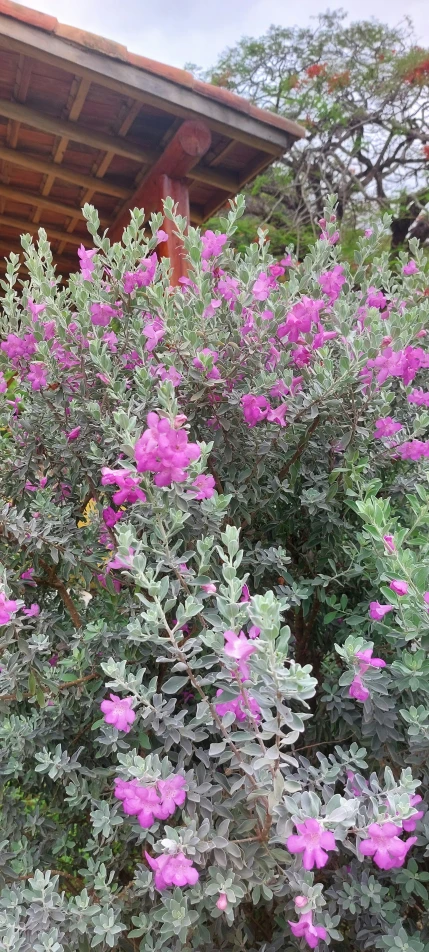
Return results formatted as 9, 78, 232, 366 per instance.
1, 195, 429, 952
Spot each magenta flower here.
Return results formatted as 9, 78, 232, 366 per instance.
67, 427, 81, 441
277, 297, 324, 343
216, 892, 228, 911
383, 534, 396, 553
101, 467, 146, 506
223, 629, 256, 680
22, 603, 40, 617
402, 795, 424, 832
241, 394, 270, 427
360, 822, 417, 869
248, 625, 260, 639
143, 318, 165, 352
90, 302, 118, 327
27, 362, 48, 390
100, 694, 136, 733
191, 474, 216, 500
369, 601, 393, 621
252, 271, 277, 301
373, 417, 402, 439
215, 689, 261, 723
403, 260, 418, 275
201, 230, 227, 259
288, 912, 327, 949
318, 264, 345, 302
355, 648, 386, 670
27, 297, 46, 321
367, 287, 387, 309
408, 388, 429, 407
389, 579, 409, 596
145, 850, 199, 889
156, 775, 187, 818
287, 817, 336, 869
21, 568, 35, 581
201, 583, 217, 594
0, 593, 19, 626
349, 676, 369, 702
134, 412, 200, 487
78, 244, 97, 281
156, 229, 168, 245
267, 403, 287, 427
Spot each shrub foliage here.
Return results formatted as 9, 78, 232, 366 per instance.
1, 196, 429, 952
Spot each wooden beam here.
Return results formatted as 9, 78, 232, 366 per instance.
0, 17, 305, 151
0, 97, 239, 193
109, 119, 211, 242
0, 97, 157, 165
0, 182, 108, 225
0, 213, 89, 247
6, 53, 33, 149
0, 144, 130, 198
56, 98, 143, 254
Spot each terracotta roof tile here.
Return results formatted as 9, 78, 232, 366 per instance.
0, 0, 305, 139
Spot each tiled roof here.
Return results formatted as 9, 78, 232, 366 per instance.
0, 0, 305, 140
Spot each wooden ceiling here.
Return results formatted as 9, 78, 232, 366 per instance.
0, 0, 305, 276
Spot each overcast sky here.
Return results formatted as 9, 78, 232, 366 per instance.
17, 0, 429, 69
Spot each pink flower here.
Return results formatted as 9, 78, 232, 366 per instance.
106, 547, 135, 571
408, 388, 429, 407
277, 298, 324, 343
360, 822, 417, 870
287, 817, 336, 870
402, 795, 424, 832
383, 534, 396, 553
355, 648, 386, 670
0, 372, 7, 393
424, 592, 429, 608
397, 440, 429, 461
318, 265, 345, 302
242, 394, 270, 426
215, 689, 260, 723
78, 245, 97, 281
90, 302, 118, 327
67, 427, 81, 441
2, 332, 37, 361
201, 230, 227, 259
369, 601, 393, 621
21, 568, 35, 581
367, 287, 387, 309
101, 467, 146, 506
123, 253, 157, 293
143, 318, 165, 352
156, 229, 168, 245
22, 603, 40, 617
266, 403, 287, 427
349, 676, 369, 702
252, 271, 277, 301
145, 851, 199, 889
373, 417, 402, 439
216, 893, 228, 911
0, 593, 19, 625
240, 584, 250, 602
26, 362, 48, 390
156, 775, 187, 818
134, 412, 200, 487
27, 298, 46, 322
390, 580, 409, 596
364, 228, 373, 238
248, 625, 260, 639
288, 912, 327, 949
403, 261, 418, 275
100, 693, 136, 733
223, 629, 256, 680
201, 583, 217, 594
192, 348, 221, 380
191, 474, 215, 500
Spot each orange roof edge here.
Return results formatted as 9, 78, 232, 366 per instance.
0, 0, 306, 140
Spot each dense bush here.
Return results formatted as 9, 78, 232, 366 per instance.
1, 196, 429, 952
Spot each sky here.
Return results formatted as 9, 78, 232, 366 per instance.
14, 0, 429, 69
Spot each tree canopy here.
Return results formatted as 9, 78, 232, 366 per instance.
190, 12, 429, 254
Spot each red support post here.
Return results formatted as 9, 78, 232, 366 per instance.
108, 119, 211, 284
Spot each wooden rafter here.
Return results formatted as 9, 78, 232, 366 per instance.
0, 143, 130, 198
56, 96, 142, 253
0, 98, 239, 192
0, 182, 108, 224
0, 213, 89, 247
